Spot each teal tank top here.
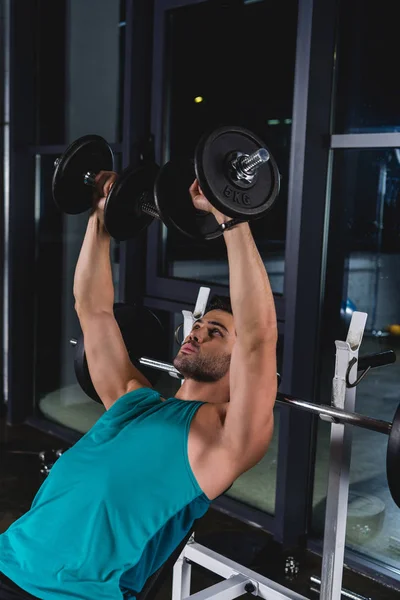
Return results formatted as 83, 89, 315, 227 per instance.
0, 388, 211, 599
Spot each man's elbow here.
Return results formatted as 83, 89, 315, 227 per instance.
74, 301, 113, 322
74, 300, 92, 323
256, 322, 278, 346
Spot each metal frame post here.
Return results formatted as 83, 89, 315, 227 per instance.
172, 552, 192, 600
320, 311, 367, 600
181, 286, 211, 341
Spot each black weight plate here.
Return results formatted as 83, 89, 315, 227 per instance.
52, 134, 114, 214
154, 159, 223, 241
74, 303, 168, 403
387, 402, 400, 508
195, 125, 280, 220
104, 163, 160, 241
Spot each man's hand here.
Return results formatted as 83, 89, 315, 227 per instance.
92, 170, 118, 227
189, 179, 232, 225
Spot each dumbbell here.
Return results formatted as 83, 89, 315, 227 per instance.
154, 125, 281, 240
52, 126, 280, 242
52, 134, 160, 241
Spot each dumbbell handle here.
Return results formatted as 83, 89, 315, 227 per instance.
83, 172, 160, 221
140, 198, 161, 220
84, 149, 268, 220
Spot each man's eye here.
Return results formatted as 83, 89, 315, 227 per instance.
212, 329, 222, 336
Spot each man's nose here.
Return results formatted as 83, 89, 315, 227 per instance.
189, 330, 205, 344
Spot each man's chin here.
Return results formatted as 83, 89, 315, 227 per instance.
174, 354, 197, 379
173, 355, 185, 373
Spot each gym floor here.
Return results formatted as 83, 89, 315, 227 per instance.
0, 415, 399, 600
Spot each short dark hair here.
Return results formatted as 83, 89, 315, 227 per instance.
206, 295, 232, 315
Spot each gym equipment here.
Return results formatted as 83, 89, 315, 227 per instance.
104, 162, 160, 240
53, 126, 280, 241
340, 298, 357, 330
52, 135, 114, 214
7, 448, 65, 479
39, 449, 64, 478
309, 576, 370, 600
154, 125, 280, 239
345, 492, 385, 545
154, 159, 224, 241
52, 134, 159, 240
123, 530, 196, 600
195, 125, 280, 219
72, 303, 167, 403
387, 402, 400, 513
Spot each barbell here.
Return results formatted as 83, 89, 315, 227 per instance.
52, 126, 281, 241
70, 303, 400, 510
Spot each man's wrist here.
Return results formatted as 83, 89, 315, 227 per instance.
212, 210, 249, 234
89, 212, 109, 238
213, 210, 233, 226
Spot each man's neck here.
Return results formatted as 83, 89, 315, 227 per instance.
175, 378, 229, 404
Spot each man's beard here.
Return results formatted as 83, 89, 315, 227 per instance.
173, 350, 231, 383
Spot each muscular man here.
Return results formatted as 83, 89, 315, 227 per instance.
0, 173, 278, 600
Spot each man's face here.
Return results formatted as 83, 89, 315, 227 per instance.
173, 309, 236, 382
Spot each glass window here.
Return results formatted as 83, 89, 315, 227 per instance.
157, 0, 297, 295
35, 0, 125, 145
34, 154, 122, 431
335, 0, 400, 133
312, 149, 400, 572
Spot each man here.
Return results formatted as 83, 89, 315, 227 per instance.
0, 172, 278, 600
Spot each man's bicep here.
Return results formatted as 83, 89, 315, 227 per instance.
81, 311, 151, 410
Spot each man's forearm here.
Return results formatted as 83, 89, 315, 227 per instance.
73, 215, 114, 316
222, 221, 277, 347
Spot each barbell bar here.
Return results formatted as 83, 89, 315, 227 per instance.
70, 349, 393, 435
136, 356, 392, 435
276, 393, 391, 435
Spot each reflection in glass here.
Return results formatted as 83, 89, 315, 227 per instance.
34, 155, 121, 432
159, 0, 297, 294
312, 149, 400, 574
35, 0, 125, 145
335, 0, 400, 133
